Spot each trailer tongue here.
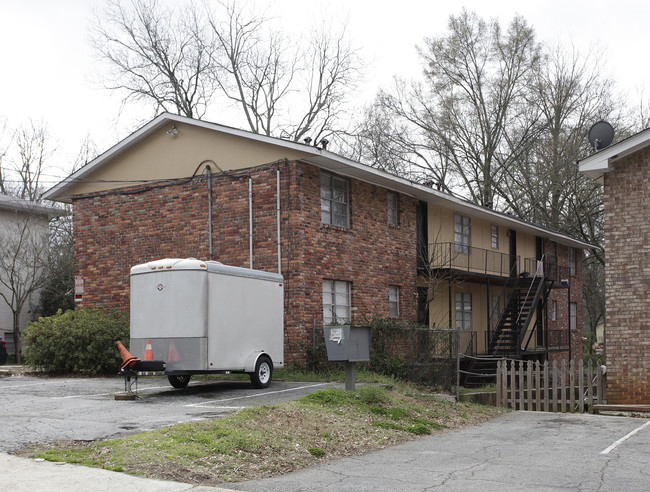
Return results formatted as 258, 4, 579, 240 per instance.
119, 258, 284, 391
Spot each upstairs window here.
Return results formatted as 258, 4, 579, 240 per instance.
454, 214, 471, 254
568, 247, 576, 275
323, 280, 351, 324
491, 225, 499, 249
321, 172, 349, 227
389, 285, 400, 318
387, 191, 399, 225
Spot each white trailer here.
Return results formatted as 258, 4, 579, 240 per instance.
129, 258, 284, 389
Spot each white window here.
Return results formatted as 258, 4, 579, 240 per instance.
454, 214, 471, 254
570, 302, 577, 331
387, 191, 399, 225
321, 172, 349, 227
389, 285, 400, 318
491, 225, 499, 249
552, 300, 557, 321
323, 280, 351, 324
491, 295, 500, 321
568, 248, 576, 275
455, 293, 472, 330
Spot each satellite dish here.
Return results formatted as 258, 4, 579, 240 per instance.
588, 121, 615, 152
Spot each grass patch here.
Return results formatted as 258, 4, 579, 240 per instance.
23, 382, 505, 485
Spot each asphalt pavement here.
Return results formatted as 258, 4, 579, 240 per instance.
225, 411, 650, 491
2, 370, 650, 491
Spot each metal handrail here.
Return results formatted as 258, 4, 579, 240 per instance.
428, 242, 519, 277
487, 259, 521, 355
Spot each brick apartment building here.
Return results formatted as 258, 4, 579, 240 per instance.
44, 113, 589, 375
580, 130, 650, 404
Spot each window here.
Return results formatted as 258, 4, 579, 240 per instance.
491, 295, 500, 321
323, 280, 351, 324
389, 285, 400, 318
387, 191, 399, 225
491, 225, 499, 249
454, 214, 471, 254
570, 302, 577, 331
455, 293, 472, 330
568, 247, 576, 275
552, 300, 557, 321
321, 172, 349, 227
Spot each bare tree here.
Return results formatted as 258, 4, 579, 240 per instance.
92, 0, 219, 118
207, 0, 295, 135
0, 117, 10, 195
92, 0, 362, 143
0, 207, 49, 363
11, 121, 55, 202
375, 10, 543, 206
283, 22, 361, 143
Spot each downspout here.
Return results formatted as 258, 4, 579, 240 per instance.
277, 169, 281, 275
207, 166, 213, 261
249, 177, 253, 269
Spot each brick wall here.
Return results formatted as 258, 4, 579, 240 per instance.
544, 240, 584, 365
603, 149, 650, 404
72, 160, 418, 364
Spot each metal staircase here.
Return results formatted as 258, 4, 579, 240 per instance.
464, 262, 553, 387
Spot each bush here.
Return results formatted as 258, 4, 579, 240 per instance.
23, 308, 129, 374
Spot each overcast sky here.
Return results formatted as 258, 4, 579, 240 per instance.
1, 0, 648, 186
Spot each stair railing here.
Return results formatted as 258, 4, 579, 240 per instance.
488, 259, 521, 355
515, 255, 548, 349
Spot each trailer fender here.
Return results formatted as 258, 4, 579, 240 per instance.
244, 351, 269, 373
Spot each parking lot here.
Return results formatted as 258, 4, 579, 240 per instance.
0, 374, 337, 451
2, 373, 650, 490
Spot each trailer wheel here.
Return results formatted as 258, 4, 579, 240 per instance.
250, 356, 273, 389
168, 375, 191, 388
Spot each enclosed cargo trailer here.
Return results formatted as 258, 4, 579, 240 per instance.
129, 258, 284, 388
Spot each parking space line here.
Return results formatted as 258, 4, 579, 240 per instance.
600, 420, 650, 454
185, 382, 330, 408
50, 385, 176, 399
1, 381, 63, 389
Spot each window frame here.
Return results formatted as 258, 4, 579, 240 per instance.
320, 172, 350, 228
491, 295, 500, 321
323, 280, 351, 325
387, 191, 399, 226
568, 247, 576, 276
552, 300, 557, 321
389, 285, 400, 318
491, 225, 499, 249
454, 214, 471, 254
455, 292, 472, 331
570, 302, 577, 331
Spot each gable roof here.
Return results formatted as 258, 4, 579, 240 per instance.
0, 194, 62, 218
579, 127, 650, 180
44, 113, 594, 250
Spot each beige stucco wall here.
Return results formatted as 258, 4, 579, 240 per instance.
66, 123, 311, 196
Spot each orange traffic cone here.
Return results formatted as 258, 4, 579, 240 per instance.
116, 341, 139, 369
145, 340, 154, 360
168, 341, 179, 362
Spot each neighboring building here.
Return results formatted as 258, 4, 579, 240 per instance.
580, 130, 650, 404
44, 113, 589, 379
0, 195, 57, 357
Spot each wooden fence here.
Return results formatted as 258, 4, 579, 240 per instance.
496, 359, 606, 413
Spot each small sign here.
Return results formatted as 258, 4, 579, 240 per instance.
329, 327, 344, 344
74, 276, 84, 302
75, 276, 84, 294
